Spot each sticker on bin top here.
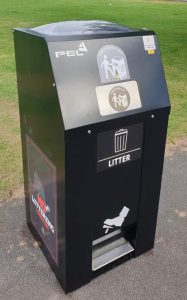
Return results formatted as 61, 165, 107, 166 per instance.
97, 123, 143, 172
143, 35, 156, 54
97, 45, 130, 83
96, 80, 142, 116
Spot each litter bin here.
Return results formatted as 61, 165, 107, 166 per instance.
13, 20, 170, 293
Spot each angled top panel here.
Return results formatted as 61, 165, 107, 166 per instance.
47, 36, 170, 130
14, 21, 170, 130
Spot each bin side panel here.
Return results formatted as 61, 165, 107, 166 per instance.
135, 110, 169, 256
14, 31, 66, 288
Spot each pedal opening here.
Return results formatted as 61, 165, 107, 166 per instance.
92, 229, 134, 271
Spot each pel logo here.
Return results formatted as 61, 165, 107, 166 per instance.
55, 42, 88, 58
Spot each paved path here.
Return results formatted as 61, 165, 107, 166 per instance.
0, 148, 187, 300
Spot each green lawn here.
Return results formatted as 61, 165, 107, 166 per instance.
0, 0, 187, 199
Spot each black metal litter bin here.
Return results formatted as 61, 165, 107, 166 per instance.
13, 20, 170, 293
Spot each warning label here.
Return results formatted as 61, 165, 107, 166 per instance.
143, 35, 156, 53
97, 123, 143, 172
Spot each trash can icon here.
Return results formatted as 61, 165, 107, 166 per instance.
114, 129, 128, 152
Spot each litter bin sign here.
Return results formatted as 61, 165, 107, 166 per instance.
14, 20, 170, 293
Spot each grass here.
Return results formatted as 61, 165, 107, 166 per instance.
0, 0, 187, 199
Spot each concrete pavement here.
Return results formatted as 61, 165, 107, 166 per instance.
0, 147, 187, 300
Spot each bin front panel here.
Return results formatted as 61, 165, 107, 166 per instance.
93, 122, 143, 241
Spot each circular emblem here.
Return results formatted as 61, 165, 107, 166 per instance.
97, 45, 130, 84
109, 86, 130, 112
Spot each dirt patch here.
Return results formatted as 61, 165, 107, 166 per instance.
1, 186, 24, 203
175, 209, 187, 218
9, 186, 24, 200
165, 137, 187, 158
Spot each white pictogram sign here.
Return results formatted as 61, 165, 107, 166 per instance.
103, 205, 129, 234
97, 123, 143, 172
96, 80, 142, 116
97, 45, 130, 83
112, 92, 128, 109
114, 129, 128, 153
101, 55, 127, 81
